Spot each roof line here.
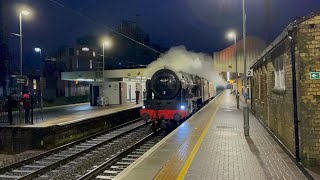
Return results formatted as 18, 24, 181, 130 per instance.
250, 11, 320, 68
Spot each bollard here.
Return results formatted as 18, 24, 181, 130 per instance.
243, 104, 249, 136
236, 94, 240, 109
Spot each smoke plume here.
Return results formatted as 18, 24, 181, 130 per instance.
145, 46, 226, 86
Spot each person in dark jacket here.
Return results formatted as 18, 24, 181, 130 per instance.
135, 89, 140, 104
143, 89, 147, 100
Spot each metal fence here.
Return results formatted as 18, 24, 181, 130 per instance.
0, 94, 35, 125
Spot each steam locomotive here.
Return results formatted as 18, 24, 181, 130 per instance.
140, 68, 215, 131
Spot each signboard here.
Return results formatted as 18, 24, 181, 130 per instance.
10, 75, 28, 85
247, 70, 253, 77
310, 72, 320, 80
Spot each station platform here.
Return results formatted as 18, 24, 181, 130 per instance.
116, 91, 309, 180
1, 102, 141, 128
0, 103, 142, 152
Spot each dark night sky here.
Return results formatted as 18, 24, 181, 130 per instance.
6, 0, 320, 69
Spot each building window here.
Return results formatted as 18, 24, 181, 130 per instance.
76, 59, 79, 69
69, 48, 74, 56
82, 47, 89, 51
258, 74, 261, 99
274, 59, 285, 88
33, 79, 37, 90
90, 59, 93, 69
93, 51, 96, 57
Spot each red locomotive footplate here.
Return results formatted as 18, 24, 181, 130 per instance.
140, 109, 187, 120
140, 109, 157, 119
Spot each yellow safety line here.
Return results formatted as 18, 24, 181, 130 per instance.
176, 93, 224, 180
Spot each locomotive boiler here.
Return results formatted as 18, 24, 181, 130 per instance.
140, 68, 215, 131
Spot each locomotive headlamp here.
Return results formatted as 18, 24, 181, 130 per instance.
180, 105, 185, 110
142, 106, 146, 109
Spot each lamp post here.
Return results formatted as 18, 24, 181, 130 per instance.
17, 9, 30, 124
242, 0, 249, 136
227, 31, 239, 109
19, 10, 30, 76
102, 39, 112, 105
34, 48, 43, 119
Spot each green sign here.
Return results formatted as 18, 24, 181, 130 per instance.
10, 75, 28, 86
310, 72, 320, 80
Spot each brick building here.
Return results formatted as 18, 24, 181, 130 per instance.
250, 12, 320, 168
0, 0, 10, 96
213, 36, 266, 98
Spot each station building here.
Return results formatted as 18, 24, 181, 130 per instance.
250, 12, 320, 168
62, 68, 148, 106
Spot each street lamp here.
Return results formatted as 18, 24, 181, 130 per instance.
34, 47, 41, 56
16, 9, 31, 124
242, 0, 249, 136
19, 9, 30, 76
34, 47, 44, 120
101, 38, 112, 104
226, 30, 240, 109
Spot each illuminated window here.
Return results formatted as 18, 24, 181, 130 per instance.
82, 47, 89, 51
274, 59, 285, 88
33, 79, 37, 90
90, 59, 92, 69
258, 74, 261, 99
76, 59, 79, 69
93, 51, 96, 57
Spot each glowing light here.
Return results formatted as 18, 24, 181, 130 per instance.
142, 106, 146, 109
34, 48, 41, 52
227, 72, 230, 81
33, 79, 37, 90
82, 47, 89, 51
21, 10, 30, 16
180, 105, 185, 110
101, 37, 113, 49
226, 30, 236, 41
76, 78, 94, 82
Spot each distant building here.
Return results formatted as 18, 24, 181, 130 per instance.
213, 36, 266, 75
212, 36, 266, 97
56, 20, 162, 106
42, 44, 93, 100
0, 0, 10, 96
109, 20, 160, 68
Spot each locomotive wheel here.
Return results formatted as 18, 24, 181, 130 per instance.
145, 119, 149, 127
151, 121, 158, 133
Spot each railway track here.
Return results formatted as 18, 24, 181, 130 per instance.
78, 131, 163, 180
0, 119, 147, 180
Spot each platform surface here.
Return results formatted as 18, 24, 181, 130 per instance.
116, 91, 307, 180
1, 103, 141, 128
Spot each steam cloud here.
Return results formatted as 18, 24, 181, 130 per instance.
145, 46, 227, 86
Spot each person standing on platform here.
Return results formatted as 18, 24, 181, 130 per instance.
22, 90, 31, 123
7, 95, 14, 125
135, 89, 140, 104
143, 89, 147, 100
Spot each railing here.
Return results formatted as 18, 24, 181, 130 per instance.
0, 95, 35, 125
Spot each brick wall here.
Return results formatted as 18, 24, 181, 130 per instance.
251, 14, 320, 168
296, 15, 320, 167
252, 40, 296, 154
